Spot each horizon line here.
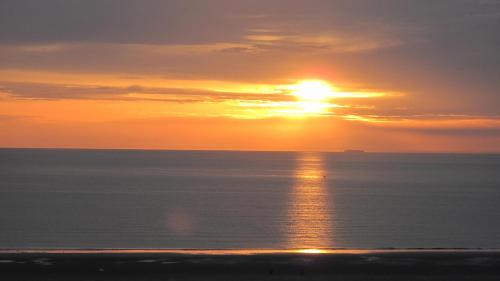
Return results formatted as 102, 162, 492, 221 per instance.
1, 146, 499, 154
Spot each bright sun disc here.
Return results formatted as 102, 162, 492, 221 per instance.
290, 80, 334, 102
285, 80, 335, 116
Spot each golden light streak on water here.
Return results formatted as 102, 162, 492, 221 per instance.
286, 152, 333, 251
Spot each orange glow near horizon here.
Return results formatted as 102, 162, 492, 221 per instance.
1, 72, 499, 152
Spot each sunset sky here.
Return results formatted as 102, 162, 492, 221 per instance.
1, 0, 499, 152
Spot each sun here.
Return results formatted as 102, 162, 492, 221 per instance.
288, 80, 335, 115
290, 80, 334, 102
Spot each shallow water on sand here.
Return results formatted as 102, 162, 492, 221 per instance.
1, 149, 499, 249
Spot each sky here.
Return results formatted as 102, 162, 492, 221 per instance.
1, 0, 499, 152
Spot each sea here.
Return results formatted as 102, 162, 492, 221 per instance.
1, 148, 499, 250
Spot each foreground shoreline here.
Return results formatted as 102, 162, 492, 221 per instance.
2, 249, 500, 280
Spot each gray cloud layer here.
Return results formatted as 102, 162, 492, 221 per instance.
2, 0, 499, 45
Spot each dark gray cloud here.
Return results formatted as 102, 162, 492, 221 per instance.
2, 0, 499, 45
0, 0, 246, 45
0, 0, 337, 45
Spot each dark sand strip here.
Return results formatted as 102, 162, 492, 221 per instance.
1, 250, 500, 280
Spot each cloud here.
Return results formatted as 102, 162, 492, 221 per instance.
407, 127, 500, 137
0, 0, 246, 45
0, 114, 35, 121
0, 81, 295, 103
381, 121, 500, 137
243, 32, 403, 53
342, 113, 500, 137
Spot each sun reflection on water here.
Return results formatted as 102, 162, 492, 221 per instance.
286, 152, 333, 251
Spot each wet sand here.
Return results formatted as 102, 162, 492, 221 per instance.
1, 249, 500, 280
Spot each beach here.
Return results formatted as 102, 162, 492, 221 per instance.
1, 250, 500, 281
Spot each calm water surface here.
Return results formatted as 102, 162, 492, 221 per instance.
1, 149, 499, 249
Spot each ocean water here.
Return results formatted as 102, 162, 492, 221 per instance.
0, 148, 499, 249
